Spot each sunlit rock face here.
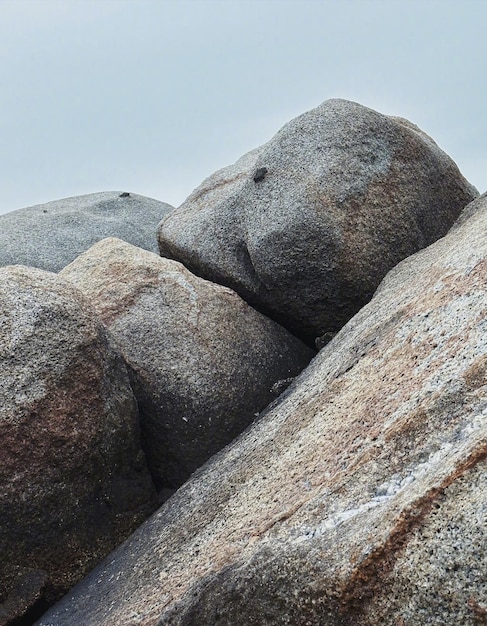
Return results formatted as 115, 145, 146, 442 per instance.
38, 196, 487, 624
158, 99, 477, 344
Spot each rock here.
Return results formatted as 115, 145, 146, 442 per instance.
39, 194, 487, 625
60, 238, 314, 489
0, 266, 156, 625
157, 99, 477, 344
0, 191, 173, 272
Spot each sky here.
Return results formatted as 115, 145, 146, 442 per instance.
1, 0, 486, 215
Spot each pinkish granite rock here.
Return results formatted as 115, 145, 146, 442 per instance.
60, 238, 314, 489
0, 266, 156, 626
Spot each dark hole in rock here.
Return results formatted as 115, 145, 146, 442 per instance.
253, 167, 268, 183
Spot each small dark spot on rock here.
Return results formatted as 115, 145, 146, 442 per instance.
119, 192, 131, 198
43, 209, 47, 213
253, 167, 268, 183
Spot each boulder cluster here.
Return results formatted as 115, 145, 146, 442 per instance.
0, 99, 484, 626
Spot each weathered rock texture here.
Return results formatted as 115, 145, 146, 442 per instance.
0, 191, 173, 272
60, 238, 314, 489
158, 98, 478, 343
0, 266, 156, 626
39, 193, 487, 625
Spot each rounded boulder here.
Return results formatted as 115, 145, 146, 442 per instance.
0, 266, 156, 624
158, 99, 477, 343
0, 191, 173, 272
60, 238, 315, 489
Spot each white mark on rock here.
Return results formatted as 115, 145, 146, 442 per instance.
297, 412, 485, 540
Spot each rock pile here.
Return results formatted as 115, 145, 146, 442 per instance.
60, 237, 313, 489
0, 99, 484, 626
36, 190, 487, 626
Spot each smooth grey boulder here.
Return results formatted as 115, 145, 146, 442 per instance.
158, 99, 477, 344
60, 238, 314, 489
0, 266, 156, 626
40, 194, 487, 625
0, 191, 173, 272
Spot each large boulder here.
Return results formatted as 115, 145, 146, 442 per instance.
0, 266, 156, 626
60, 238, 314, 489
157, 99, 477, 344
0, 191, 173, 272
40, 194, 487, 625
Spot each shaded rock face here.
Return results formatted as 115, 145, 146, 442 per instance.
60, 238, 314, 489
40, 195, 487, 625
0, 266, 156, 626
0, 191, 173, 272
157, 98, 477, 344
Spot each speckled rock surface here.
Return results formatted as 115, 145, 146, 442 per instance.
0, 266, 156, 626
158, 99, 477, 344
38, 201, 487, 623
0, 191, 173, 272
60, 238, 314, 489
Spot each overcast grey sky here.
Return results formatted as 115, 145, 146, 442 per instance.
1, 0, 486, 215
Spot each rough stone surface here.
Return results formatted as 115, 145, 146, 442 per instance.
60, 238, 314, 489
158, 98, 478, 343
0, 191, 173, 272
39, 194, 487, 626
0, 266, 156, 626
